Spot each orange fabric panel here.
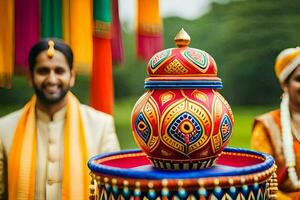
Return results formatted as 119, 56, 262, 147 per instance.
0, 0, 14, 88
69, 0, 93, 74
62, 0, 70, 44
137, 0, 161, 24
90, 37, 114, 114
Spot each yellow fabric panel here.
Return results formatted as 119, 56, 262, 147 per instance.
137, 0, 161, 24
0, 0, 14, 88
70, 0, 92, 74
62, 0, 70, 44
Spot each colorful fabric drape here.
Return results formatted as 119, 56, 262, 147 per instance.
111, 0, 124, 64
136, 0, 163, 60
62, 0, 70, 44
0, 0, 14, 88
69, 0, 93, 74
41, 0, 63, 38
15, 0, 39, 73
8, 93, 89, 199
90, 0, 114, 114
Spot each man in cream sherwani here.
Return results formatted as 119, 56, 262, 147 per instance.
0, 39, 120, 199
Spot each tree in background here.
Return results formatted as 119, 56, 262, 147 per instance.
162, 0, 300, 105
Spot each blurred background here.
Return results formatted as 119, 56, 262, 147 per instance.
0, 0, 299, 149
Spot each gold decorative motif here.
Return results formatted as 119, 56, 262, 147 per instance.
148, 136, 158, 150
47, 40, 55, 58
164, 59, 188, 74
240, 177, 246, 184
198, 179, 204, 187
143, 99, 157, 126
228, 178, 234, 185
160, 91, 175, 105
94, 20, 111, 39
212, 134, 222, 152
174, 28, 191, 48
214, 97, 223, 120
123, 180, 129, 186
179, 121, 194, 135
177, 180, 184, 187
162, 179, 168, 186
148, 182, 154, 188
214, 179, 220, 186
89, 177, 98, 200
267, 165, 278, 200
192, 90, 208, 102
214, 90, 234, 122
138, 23, 162, 35
111, 178, 117, 185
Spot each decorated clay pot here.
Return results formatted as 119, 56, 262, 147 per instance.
131, 29, 234, 170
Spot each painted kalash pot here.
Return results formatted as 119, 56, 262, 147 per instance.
88, 29, 278, 200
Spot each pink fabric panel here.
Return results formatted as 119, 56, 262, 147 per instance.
137, 34, 163, 61
111, 0, 124, 64
15, 0, 40, 71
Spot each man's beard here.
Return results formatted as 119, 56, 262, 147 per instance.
33, 84, 69, 105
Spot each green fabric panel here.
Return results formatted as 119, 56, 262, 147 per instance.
41, 0, 52, 38
93, 0, 111, 22
41, 0, 62, 38
52, 0, 62, 38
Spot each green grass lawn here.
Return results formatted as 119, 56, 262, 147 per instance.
0, 97, 276, 150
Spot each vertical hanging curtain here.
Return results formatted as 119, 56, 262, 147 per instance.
136, 0, 163, 60
15, 0, 39, 73
0, 0, 14, 88
90, 0, 114, 114
41, 0, 63, 38
111, 0, 124, 64
69, 0, 93, 74
62, 0, 70, 44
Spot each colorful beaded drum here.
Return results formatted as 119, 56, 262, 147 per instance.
88, 147, 277, 199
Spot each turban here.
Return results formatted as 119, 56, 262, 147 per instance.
275, 47, 300, 83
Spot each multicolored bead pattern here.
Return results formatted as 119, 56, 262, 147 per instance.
88, 148, 277, 200
93, 183, 270, 200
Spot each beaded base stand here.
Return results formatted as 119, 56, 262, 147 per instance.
88, 147, 277, 200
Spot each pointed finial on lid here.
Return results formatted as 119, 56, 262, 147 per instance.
174, 28, 191, 48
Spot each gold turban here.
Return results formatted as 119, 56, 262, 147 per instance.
275, 47, 300, 83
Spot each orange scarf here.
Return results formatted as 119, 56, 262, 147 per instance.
8, 93, 89, 199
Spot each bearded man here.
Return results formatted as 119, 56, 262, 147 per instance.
0, 39, 120, 199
